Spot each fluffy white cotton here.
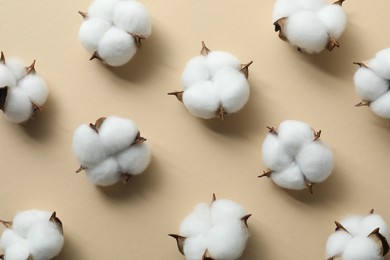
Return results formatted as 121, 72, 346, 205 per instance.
0, 210, 64, 260
174, 198, 250, 260
261, 120, 333, 191
317, 4, 347, 39
18, 74, 49, 106
73, 116, 151, 186
368, 48, 390, 80
326, 213, 389, 260
0, 65, 16, 88
4, 87, 33, 124
272, 0, 301, 22
5, 58, 26, 81
79, 0, 152, 67
179, 49, 250, 119
370, 90, 390, 118
354, 67, 389, 102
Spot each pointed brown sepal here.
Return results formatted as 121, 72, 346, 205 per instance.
202, 250, 215, 260
217, 106, 227, 121
49, 211, 64, 235
368, 228, 390, 256
314, 130, 322, 141
78, 11, 87, 18
201, 41, 211, 56
0, 86, 8, 112
212, 193, 217, 203
27, 256, 33, 260
334, 221, 348, 232
333, 0, 345, 6
134, 132, 147, 144
32, 103, 42, 114
240, 61, 253, 79
353, 61, 368, 68
241, 214, 252, 228
130, 33, 146, 49
327, 36, 340, 51
0, 254, 4, 259
26, 60, 36, 75
168, 234, 186, 255
121, 173, 132, 185
0, 52, 5, 64
370, 209, 375, 214
273, 17, 288, 41
0, 220, 12, 228
90, 51, 103, 61
76, 165, 87, 173
258, 170, 273, 178
267, 126, 278, 135
305, 179, 314, 194
89, 117, 106, 133
355, 100, 371, 107
168, 91, 184, 102
327, 256, 342, 260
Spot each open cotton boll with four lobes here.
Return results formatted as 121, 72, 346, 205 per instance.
0, 210, 64, 260
326, 209, 389, 260
78, 0, 152, 66
272, 0, 347, 54
353, 48, 390, 118
169, 194, 251, 260
72, 115, 152, 186
0, 52, 48, 124
168, 42, 253, 120
259, 120, 334, 194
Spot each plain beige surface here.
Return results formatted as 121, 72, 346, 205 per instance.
1, 0, 390, 259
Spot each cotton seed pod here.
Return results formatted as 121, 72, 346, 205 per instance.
168, 42, 252, 120
0, 210, 64, 260
0, 52, 48, 123
72, 115, 151, 186
78, 0, 152, 66
169, 194, 251, 260
259, 120, 334, 194
326, 209, 389, 260
272, 0, 347, 54
353, 48, 390, 118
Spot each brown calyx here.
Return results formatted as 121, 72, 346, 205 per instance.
327, 256, 342, 260
168, 234, 186, 255
0, 52, 5, 64
326, 36, 340, 51
78, 11, 87, 18
217, 106, 227, 121
267, 126, 278, 135
0, 87, 8, 112
201, 41, 211, 56
258, 169, 273, 178
314, 130, 322, 141
240, 61, 253, 79
89, 117, 106, 133
353, 61, 369, 68
355, 100, 370, 107
90, 51, 103, 62
241, 214, 252, 228
76, 165, 87, 173
202, 250, 215, 260
334, 221, 348, 232
273, 17, 288, 41
134, 132, 147, 144
333, 0, 346, 6
121, 173, 132, 185
211, 193, 217, 203
26, 60, 36, 75
167, 91, 184, 102
50, 211, 64, 235
129, 33, 146, 49
368, 228, 390, 256
0, 220, 12, 228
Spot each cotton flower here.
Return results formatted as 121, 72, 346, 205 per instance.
259, 120, 334, 193
0, 210, 64, 260
272, 0, 347, 54
72, 115, 151, 186
326, 210, 389, 260
169, 194, 251, 260
353, 48, 390, 118
0, 52, 48, 123
168, 42, 252, 120
78, 0, 152, 66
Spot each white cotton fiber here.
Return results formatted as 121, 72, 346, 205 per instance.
0, 229, 24, 249
342, 237, 382, 260
3, 243, 30, 260
210, 199, 247, 224
28, 221, 64, 259
183, 236, 208, 260
87, 0, 120, 22
181, 56, 210, 90
79, 18, 111, 53
12, 210, 51, 238
0, 65, 16, 88
272, 0, 301, 22
353, 67, 389, 102
179, 203, 211, 237
368, 48, 390, 80
317, 4, 347, 39
5, 58, 26, 81
117, 143, 151, 175
325, 231, 352, 258
4, 87, 33, 124
86, 157, 120, 186
98, 116, 139, 155
340, 215, 364, 236
285, 11, 329, 54
18, 74, 49, 106
371, 91, 390, 118
113, 1, 152, 37
278, 120, 313, 156
206, 51, 241, 76
296, 0, 327, 11
270, 163, 306, 190
361, 214, 389, 237
262, 134, 294, 171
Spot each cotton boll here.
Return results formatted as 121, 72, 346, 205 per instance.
72, 124, 106, 167
206, 51, 241, 76
12, 210, 51, 238
181, 56, 210, 90
28, 221, 64, 259
210, 199, 247, 225
79, 18, 111, 53
325, 231, 352, 259
371, 91, 390, 118
86, 157, 120, 186
182, 81, 221, 119
295, 141, 333, 183
214, 68, 250, 114
317, 4, 347, 39
368, 48, 390, 80
3, 87, 33, 123
3, 243, 30, 260
5, 58, 26, 81
113, 1, 152, 37
0, 229, 24, 249
179, 203, 212, 237
98, 116, 139, 155
341, 236, 382, 260
270, 163, 306, 190
353, 67, 389, 102
278, 120, 313, 156
87, 0, 120, 22
117, 143, 151, 176
97, 27, 137, 66
0, 65, 16, 88
340, 215, 364, 236
18, 74, 48, 106
361, 214, 389, 237
295, 0, 327, 11
262, 134, 293, 172
207, 220, 249, 259
183, 236, 208, 260
272, 0, 301, 22
285, 11, 329, 54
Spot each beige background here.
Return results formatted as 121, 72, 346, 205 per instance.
0, 0, 390, 259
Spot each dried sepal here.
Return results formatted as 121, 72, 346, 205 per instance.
368, 228, 390, 256
211, 193, 217, 203
273, 17, 288, 41
333, 0, 346, 6
0, 255, 3, 260
258, 170, 273, 178
353, 61, 369, 68
327, 256, 342, 260
49, 212, 64, 235
90, 51, 103, 62
89, 117, 106, 133
0, 52, 5, 64
370, 209, 375, 214
314, 130, 322, 141
304, 178, 314, 194
201, 41, 211, 56
78, 11, 87, 18
76, 165, 87, 173
240, 61, 253, 79
326, 36, 340, 51
134, 132, 147, 144
355, 100, 371, 107
334, 221, 348, 232
0, 220, 12, 228
167, 91, 184, 102
202, 250, 215, 260
241, 214, 252, 228
217, 106, 227, 121
121, 173, 132, 185
267, 126, 278, 135
168, 234, 186, 255
26, 60, 36, 75
129, 33, 145, 49
0, 87, 9, 112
